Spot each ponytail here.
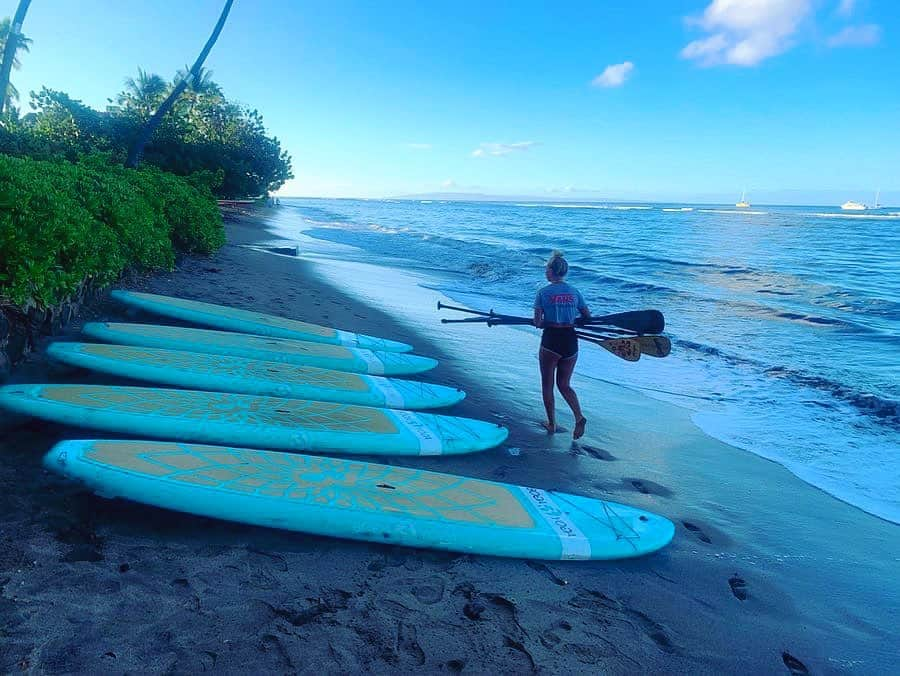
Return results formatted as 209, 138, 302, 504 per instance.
546, 250, 568, 279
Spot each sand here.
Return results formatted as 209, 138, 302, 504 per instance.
1, 210, 898, 674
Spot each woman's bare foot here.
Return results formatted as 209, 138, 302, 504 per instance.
573, 417, 587, 440
541, 421, 557, 434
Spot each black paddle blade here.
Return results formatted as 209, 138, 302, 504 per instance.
579, 309, 664, 335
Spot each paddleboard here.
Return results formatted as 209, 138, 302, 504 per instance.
45, 440, 675, 560
111, 290, 412, 353
0, 385, 506, 456
48, 342, 464, 410
82, 323, 436, 376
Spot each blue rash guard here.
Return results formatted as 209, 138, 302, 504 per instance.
534, 282, 587, 325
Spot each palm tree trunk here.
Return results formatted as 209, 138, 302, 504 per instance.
0, 0, 32, 115
125, 0, 234, 168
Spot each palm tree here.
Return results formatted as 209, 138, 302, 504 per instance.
118, 68, 169, 116
174, 65, 222, 97
0, 1, 33, 113
126, 0, 233, 168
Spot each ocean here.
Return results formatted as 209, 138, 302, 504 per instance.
269, 198, 900, 524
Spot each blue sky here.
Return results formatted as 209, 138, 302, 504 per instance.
4, 0, 898, 203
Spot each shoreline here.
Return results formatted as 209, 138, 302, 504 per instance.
1, 209, 898, 673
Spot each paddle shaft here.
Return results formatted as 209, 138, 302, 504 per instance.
438, 301, 663, 334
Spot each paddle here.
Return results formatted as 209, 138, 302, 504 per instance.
579, 309, 664, 335
437, 301, 664, 334
576, 331, 672, 358
436, 302, 525, 323
591, 337, 642, 362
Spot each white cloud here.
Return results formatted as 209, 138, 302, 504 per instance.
836, 0, 856, 18
441, 179, 457, 188
407, 143, 432, 150
681, 0, 812, 67
591, 61, 635, 88
471, 141, 538, 158
827, 23, 882, 47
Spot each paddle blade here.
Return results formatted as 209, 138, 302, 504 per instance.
636, 335, 671, 358
598, 338, 641, 362
581, 309, 664, 334
579, 330, 672, 359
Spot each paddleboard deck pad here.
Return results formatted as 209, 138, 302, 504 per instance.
0, 385, 506, 456
45, 440, 675, 560
111, 290, 412, 353
48, 342, 463, 410
82, 323, 436, 376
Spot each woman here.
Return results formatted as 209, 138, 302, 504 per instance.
533, 251, 590, 439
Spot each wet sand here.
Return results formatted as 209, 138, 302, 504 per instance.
1, 211, 898, 674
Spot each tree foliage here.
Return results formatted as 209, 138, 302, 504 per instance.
1, 70, 293, 197
0, 153, 224, 308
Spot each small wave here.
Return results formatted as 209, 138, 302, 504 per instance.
677, 340, 900, 426
521, 203, 652, 210
420, 200, 433, 204
547, 204, 609, 209
808, 212, 900, 220
765, 366, 900, 424
698, 209, 768, 215
775, 312, 842, 326
662, 207, 694, 212
513, 203, 609, 209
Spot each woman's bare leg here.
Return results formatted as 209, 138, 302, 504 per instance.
539, 348, 560, 432
556, 355, 586, 439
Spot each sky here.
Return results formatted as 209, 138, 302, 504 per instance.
3, 0, 899, 203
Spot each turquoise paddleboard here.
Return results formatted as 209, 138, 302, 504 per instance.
0, 385, 506, 456
48, 342, 464, 410
45, 440, 675, 560
82, 323, 436, 376
111, 290, 412, 353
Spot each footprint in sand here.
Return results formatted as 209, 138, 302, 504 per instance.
526, 561, 568, 586
445, 659, 465, 673
782, 652, 810, 675
728, 575, 749, 601
572, 443, 617, 461
409, 576, 446, 605
682, 521, 712, 544
625, 478, 675, 498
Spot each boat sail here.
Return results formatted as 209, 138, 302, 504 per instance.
736, 189, 750, 208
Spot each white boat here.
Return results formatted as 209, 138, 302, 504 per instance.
841, 200, 867, 211
842, 190, 883, 211
735, 189, 750, 208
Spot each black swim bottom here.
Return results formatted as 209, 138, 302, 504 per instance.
540, 326, 578, 359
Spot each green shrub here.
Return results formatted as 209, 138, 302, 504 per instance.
0, 153, 224, 308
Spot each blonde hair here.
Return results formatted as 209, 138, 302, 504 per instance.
546, 250, 568, 279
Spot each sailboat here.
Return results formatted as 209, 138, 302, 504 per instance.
841, 189, 880, 211
841, 200, 867, 211
735, 189, 750, 208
